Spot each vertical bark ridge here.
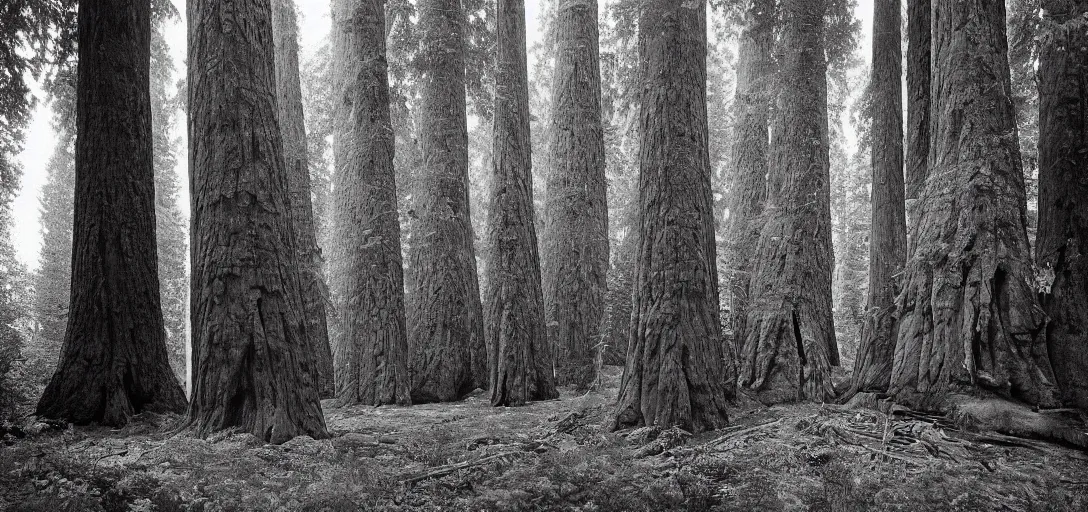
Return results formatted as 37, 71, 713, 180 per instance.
905, 0, 930, 245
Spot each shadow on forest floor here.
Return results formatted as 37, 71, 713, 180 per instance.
1, 366, 1086, 511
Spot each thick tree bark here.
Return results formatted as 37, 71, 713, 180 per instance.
186, 0, 328, 443
738, 0, 838, 405
849, 0, 906, 395
406, 0, 488, 403
724, 0, 774, 357
905, 0, 930, 241
330, 0, 411, 407
890, 0, 1060, 409
610, 0, 732, 434
541, 0, 609, 389
36, 0, 186, 426
486, 0, 558, 407
1036, 0, 1088, 410
272, 0, 335, 399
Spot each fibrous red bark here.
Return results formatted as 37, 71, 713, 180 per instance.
610, 0, 732, 434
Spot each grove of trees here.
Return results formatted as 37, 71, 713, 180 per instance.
0, 0, 1085, 445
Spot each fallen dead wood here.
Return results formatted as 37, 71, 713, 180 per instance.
705, 419, 782, 447
403, 451, 524, 485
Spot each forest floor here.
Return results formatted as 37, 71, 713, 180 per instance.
1, 366, 1086, 512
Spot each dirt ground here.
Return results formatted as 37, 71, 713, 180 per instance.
2, 367, 1086, 511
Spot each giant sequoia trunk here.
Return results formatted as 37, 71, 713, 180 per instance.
186, 0, 328, 443
330, 0, 411, 407
407, 0, 488, 403
486, 0, 558, 407
36, 0, 187, 426
889, 0, 1060, 409
723, 0, 774, 356
849, 0, 906, 395
272, 0, 335, 399
610, 0, 732, 434
541, 0, 609, 389
739, 0, 838, 404
905, 0, 930, 241
1036, 0, 1088, 410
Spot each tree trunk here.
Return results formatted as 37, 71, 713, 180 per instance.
724, 0, 774, 358
406, 0, 488, 403
486, 0, 557, 407
739, 0, 838, 405
330, 0, 411, 407
186, 0, 329, 443
610, 0, 732, 434
541, 0, 609, 390
849, 0, 906, 395
905, 0, 930, 243
1036, 0, 1088, 410
36, 0, 186, 427
601, 204, 636, 367
273, 0, 335, 400
890, 0, 1060, 409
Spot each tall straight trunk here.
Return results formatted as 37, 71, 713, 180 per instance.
905, 0, 930, 242
406, 0, 488, 403
739, 0, 837, 404
186, 0, 328, 443
610, 0, 732, 433
272, 0, 335, 399
486, 0, 557, 407
724, 0, 774, 356
541, 0, 609, 389
330, 0, 411, 407
850, 0, 906, 395
36, 0, 186, 426
890, 0, 1059, 409
601, 204, 637, 367
1036, 0, 1088, 410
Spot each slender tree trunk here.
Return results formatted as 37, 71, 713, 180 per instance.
486, 0, 557, 407
601, 204, 636, 367
724, 0, 775, 358
406, 0, 488, 403
610, 0, 732, 433
36, 0, 186, 426
849, 0, 906, 395
1036, 0, 1088, 410
541, 0, 609, 389
905, 0, 930, 243
186, 0, 328, 443
739, 0, 837, 404
890, 0, 1060, 409
273, 0, 335, 399
330, 0, 411, 407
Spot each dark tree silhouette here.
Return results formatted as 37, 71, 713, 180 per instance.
610, 0, 732, 433
486, 0, 557, 407
37, 0, 186, 426
330, 0, 411, 406
186, 0, 328, 443
541, 0, 609, 389
1036, 0, 1088, 410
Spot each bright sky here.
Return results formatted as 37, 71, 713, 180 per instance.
10, 0, 872, 270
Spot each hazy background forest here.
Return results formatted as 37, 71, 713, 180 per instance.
6, 0, 912, 404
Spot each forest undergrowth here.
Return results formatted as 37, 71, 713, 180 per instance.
1, 366, 1085, 512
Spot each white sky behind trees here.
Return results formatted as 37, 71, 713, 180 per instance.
11, 0, 873, 270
